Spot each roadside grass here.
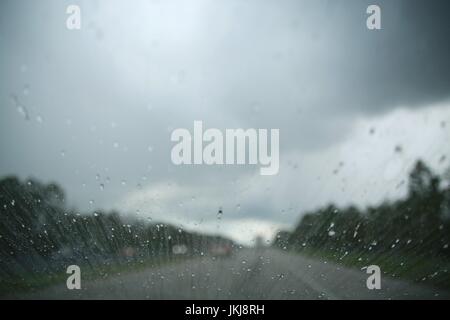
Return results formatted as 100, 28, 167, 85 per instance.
0, 255, 193, 298
295, 247, 450, 291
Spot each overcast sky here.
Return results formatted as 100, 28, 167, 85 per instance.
1, 0, 449, 245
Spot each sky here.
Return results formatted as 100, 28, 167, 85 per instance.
1, 0, 450, 245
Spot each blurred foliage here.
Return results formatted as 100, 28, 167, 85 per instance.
273, 160, 450, 287
0, 177, 234, 294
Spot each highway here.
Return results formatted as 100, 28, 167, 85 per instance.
16, 248, 450, 300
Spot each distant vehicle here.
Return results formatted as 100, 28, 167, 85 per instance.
209, 243, 232, 257
172, 244, 188, 255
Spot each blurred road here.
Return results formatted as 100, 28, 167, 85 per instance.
15, 248, 450, 299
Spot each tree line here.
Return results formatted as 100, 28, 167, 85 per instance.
273, 160, 450, 284
0, 176, 234, 287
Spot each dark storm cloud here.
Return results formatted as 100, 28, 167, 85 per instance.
213, 0, 450, 118
332, 0, 450, 114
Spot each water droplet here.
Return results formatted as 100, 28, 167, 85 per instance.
16, 104, 29, 120
23, 85, 30, 96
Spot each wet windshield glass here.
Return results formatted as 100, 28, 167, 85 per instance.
1, 0, 450, 300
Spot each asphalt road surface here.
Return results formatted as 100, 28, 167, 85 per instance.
14, 248, 450, 299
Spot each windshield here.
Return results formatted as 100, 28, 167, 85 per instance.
1, 0, 450, 300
